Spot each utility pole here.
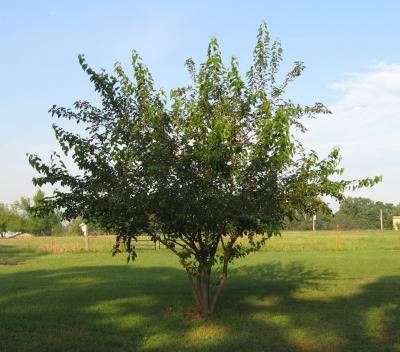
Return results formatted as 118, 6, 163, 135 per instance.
380, 209, 383, 231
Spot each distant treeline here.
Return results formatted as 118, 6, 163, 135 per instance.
1, 191, 399, 235
0, 190, 104, 236
285, 197, 400, 231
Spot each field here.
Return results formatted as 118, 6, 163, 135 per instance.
1, 231, 399, 352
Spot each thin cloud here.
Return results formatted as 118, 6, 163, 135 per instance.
304, 63, 400, 204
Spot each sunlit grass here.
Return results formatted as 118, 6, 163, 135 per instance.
4, 230, 400, 254
1, 231, 399, 351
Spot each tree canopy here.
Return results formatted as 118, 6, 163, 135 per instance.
284, 197, 399, 231
28, 23, 379, 316
335, 197, 397, 230
0, 190, 62, 235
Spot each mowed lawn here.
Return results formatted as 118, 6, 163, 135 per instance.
1, 232, 399, 352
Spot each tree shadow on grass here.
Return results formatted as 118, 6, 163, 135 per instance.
0, 258, 399, 351
229, 261, 335, 294
222, 266, 400, 351
0, 241, 47, 265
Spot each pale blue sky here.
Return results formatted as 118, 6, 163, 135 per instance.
1, 1, 400, 205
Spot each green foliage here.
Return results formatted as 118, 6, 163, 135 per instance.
336, 197, 395, 230
0, 204, 17, 234
63, 216, 84, 236
28, 22, 379, 315
286, 197, 399, 231
284, 211, 335, 231
0, 190, 62, 235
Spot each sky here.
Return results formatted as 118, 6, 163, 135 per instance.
1, 0, 400, 208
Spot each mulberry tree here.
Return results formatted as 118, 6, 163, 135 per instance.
29, 23, 379, 317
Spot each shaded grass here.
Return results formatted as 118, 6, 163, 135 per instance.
0, 231, 399, 351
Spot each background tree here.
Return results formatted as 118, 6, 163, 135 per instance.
0, 204, 15, 236
0, 190, 63, 235
284, 211, 335, 231
335, 197, 395, 230
284, 197, 400, 231
14, 190, 63, 235
28, 23, 379, 316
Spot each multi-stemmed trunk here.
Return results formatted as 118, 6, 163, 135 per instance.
187, 260, 229, 317
159, 234, 235, 317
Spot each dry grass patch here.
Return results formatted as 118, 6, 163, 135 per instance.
186, 324, 232, 343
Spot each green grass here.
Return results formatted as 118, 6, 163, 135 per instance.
1, 231, 399, 351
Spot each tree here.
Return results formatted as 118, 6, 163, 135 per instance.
12, 190, 63, 235
0, 191, 62, 235
0, 204, 14, 235
28, 23, 380, 317
335, 197, 395, 230
284, 211, 335, 231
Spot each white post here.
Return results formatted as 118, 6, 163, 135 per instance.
312, 215, 316, 232
80, 223, 89, 251
380, 209, 383, 231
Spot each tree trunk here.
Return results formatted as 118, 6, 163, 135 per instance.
187, 263, 227, 318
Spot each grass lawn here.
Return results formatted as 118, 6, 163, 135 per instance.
1, 231, 399, 351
